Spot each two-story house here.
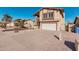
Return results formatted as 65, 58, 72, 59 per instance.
33, 8, 65, 31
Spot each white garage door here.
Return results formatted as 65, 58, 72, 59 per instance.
40, 23, 56, 30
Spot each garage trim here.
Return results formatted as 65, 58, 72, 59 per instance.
40, 21, 59, 31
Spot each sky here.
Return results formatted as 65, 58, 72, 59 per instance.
0, 7, 79, 24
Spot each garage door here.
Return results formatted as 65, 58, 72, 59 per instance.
40, 23, 57, 30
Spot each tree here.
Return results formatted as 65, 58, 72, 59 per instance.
14, 19, 25, 28
14, 19, 21, 27
1, 14, 12, 28
2, 14, 12, 23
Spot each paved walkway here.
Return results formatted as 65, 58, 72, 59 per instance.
0, 30, 78, 51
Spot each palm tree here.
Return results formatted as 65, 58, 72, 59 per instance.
1, 14, 12, 28
2, 14, 12, 23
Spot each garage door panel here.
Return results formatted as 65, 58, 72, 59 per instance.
40, 23, 56, 30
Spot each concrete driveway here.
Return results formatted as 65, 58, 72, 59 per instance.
0, 30, 78, 51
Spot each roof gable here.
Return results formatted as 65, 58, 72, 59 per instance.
33, 7, 64, 17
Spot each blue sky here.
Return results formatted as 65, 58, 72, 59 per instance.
0, 7, 79, 24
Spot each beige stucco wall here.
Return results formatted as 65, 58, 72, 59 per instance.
24, 20, 34, 29
39, 9, 65, 31
67, 24, 75, 32
6, 22, 15, 27
59, 18, 65, 31
54, 10, 65, 31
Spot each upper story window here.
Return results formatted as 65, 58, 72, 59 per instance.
42, 12, 54, 20
43, 13, 47, 19
48, 12, 53, 18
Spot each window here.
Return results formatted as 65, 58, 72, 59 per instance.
48, 12, 53, 18
43, 13, 47, 19
42, 12, 54, 20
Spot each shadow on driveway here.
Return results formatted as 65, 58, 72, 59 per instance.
64, 40, 76, 51
54, 35, 59, 40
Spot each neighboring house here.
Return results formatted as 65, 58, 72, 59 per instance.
73, 16, 79, 33
33, 18, 40, 29
66, 16, 79, 32
6, 21, 15, 29
24, 20, 34, 29
74, 16, 79, 27
66, 23, 75, 32
0, 22, 8, 28
33, 7, 65, 31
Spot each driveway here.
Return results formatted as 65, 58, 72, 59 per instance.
0, 30, 78, 51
